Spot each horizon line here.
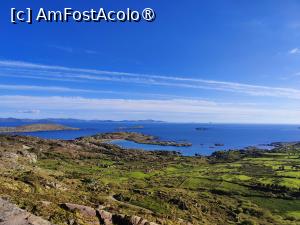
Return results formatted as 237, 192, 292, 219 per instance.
0, 117, 299, 126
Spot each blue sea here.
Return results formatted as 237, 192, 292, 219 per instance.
1, 121, 300, 156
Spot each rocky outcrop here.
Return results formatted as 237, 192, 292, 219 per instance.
79, 132, 192, 147
97, 209, 113, 225
0, 149, 37, 163
60, 202, 158, 225
60, 203, 99, 225
0, 198, 53, 225
127, 215, 157, 225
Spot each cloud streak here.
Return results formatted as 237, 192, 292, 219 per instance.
0, 84, 134, 95
49, 45, 100, 55
0, 60, 300, 100
0, 84, 206, 100
16, 109, 41, 114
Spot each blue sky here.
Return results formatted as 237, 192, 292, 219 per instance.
1, 1, 300, 123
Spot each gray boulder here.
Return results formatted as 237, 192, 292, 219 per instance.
0, 198, 53, 225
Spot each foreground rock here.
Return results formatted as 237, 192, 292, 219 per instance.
0, 198, 53, 225
0, 199, 158, 225
61, 202, 158, 225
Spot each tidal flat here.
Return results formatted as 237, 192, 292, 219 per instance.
0, 133, 300, 225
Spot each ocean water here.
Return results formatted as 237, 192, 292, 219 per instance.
1, 121, 300, 156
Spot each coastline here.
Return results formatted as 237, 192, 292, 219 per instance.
0, 122, 299, 156
1, 131, 296, 158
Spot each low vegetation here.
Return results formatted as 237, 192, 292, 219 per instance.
0, 134, 300, 224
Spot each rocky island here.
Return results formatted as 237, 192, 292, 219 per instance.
79, 132, 192, 147
0, 123, 80, 133
195, 127, 209, 131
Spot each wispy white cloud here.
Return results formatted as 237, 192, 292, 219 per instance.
0, 95, 299, 123
16, 109, 40, 114
289, 48, 300, 54
49, 45, 99, 55
50, 45, 74, 53
0, 84, 117, 94
0, 84, 205, 100
0, 60, 300, 100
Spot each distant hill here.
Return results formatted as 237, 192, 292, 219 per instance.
0, 124, 79, 133
0, 118, 165, 123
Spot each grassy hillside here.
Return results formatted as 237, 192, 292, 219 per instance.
0, 134, 300, 224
